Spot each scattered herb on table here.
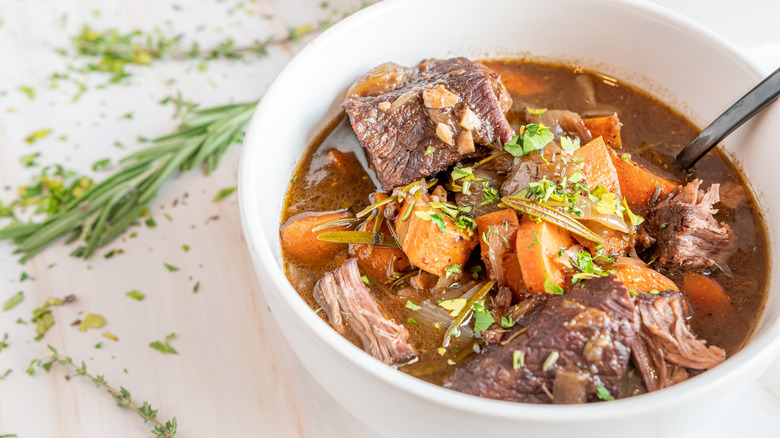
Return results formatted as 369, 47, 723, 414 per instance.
2, 291, 24, 311
213, 186, 236, 202
150, 333, 178, 355
126, 290, 145, 301
28, 346, 177, 437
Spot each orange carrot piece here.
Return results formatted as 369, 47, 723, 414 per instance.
573, 136, 622, 197
280, 211, 352, 265
610, 155, 678, 208
583, 114, 623, 149
683, 272, 732, 318
613, 264, 679, 293
395, 196, 479, 277
515, 217, 575, 294
349, 216, 410, 281
502, 252, 526, 299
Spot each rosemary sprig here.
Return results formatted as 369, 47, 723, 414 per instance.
28, 346, 177, 437
0, 100, 258, 262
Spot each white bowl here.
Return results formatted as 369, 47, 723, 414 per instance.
238, 0, 780, 436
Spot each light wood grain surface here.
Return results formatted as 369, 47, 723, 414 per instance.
0, 1, 779, 437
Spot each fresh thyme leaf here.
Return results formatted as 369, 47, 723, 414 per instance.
150, 333, 178, 355
0, 100, 257, 263
3, 291, 24, 311
543, 274, 564, 295
28, 346, 177, 436
126, 290, 145, 301
25, 129, 52, 144
164, 263, 179, 272
213, 186, 236, 202
78, 313, 106, 332
500, 316, 515, 328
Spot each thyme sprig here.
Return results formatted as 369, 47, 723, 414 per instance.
0, 100, 258, 262
28, 346, 177, 437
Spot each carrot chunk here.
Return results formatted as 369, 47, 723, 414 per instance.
573, 136, 622, 197
610, 154, 678, 208
395, 196, 479, 277
281, 211, 352, 265
613, 263, 679, 293
349, 216, 410, 281
583, 114, 623, 149
515, 217, 575, 294
683, 272, 732, 318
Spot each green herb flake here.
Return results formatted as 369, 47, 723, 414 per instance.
102, 331, 118, 341
126, 290, 145, 301
182, 244, 190, 252
560, 136, 581, 152
25, 129, 52, 144
361, 274, 371, 285
500, 316, 515, 329
503, 124, 554, 158
444, 264, 461, 278
405, 300, 421, 311
213, 186, 237, 202
407, 317, 418, 324
92, 158, 111, 171
20, 272, 31, 282
149, 332, 179, 355
512, 350, 525, 370
423, 145, 435, 156
3, 292, 24, 311
621, 153, 631, 162
20, 153, 40, 167
526, 107, 547, 116
471, 302, 495, 334
94, 342, 103, 349
527, 231, 540, 248
542, 351, 560, 371
78, 313, 106, 332
543, 274, 564, 295
19, 85, 36, 99
430, 213, 447, 233
164, 263, 179, 272
596, 384, 615, 401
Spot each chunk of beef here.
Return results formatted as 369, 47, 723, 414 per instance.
314, 258, 416, 365
638, 180, 737, 272
631, 290, 725, 391
342, 58, 515, 190
444, 276, 635, 403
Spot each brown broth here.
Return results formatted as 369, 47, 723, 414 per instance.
280, 60, 769, 387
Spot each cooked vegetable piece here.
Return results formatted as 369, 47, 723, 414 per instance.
350, 216, 411, 281
475, 208, 524, 297
515, 217, 575, 294
281, 211, 352, 265
395, 195, 479, 276
575, 221, 631, 256
611, 155, 677, 207
583, 114, 622, 149
573, 136, 622, 198
683, 272, 732, 318
612, 263, 679, 293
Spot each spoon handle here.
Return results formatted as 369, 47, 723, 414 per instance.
676, 67, 780, 169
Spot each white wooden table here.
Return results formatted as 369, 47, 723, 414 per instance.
0, 1, 778, 437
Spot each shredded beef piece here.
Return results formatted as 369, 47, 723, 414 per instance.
342, 58, 514, 190
444, 276, 635, 403
631, 290, 725, 391
314, 258, 416, 365
638, 180, 737, 272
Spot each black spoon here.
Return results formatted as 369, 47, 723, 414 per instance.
676, 66, 780, 169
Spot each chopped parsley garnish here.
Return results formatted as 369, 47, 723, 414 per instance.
543, 274, 564, 295
405, 300, 421, 311
560, 136, 581, 152
430, 213, 447, 233
472, 302, 495, 334
526, 107, 547, 116
470, 265, 483, 279
164, 263, 179, 272
149, 333, 178, 355
361, 274, 371, 285
596, 384, 615, 401
542, 351, 560, 371
444, 264, 461, 278
25, 129, 52, 144
500, 315, 515, 328
621, 153, 631, 161
503, 123, 555, 158
527, 231, 540, 248
439, 298, 467, 317
481, 182, 500, 205
407, 317, 418, 324
423, 145, 435, 156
